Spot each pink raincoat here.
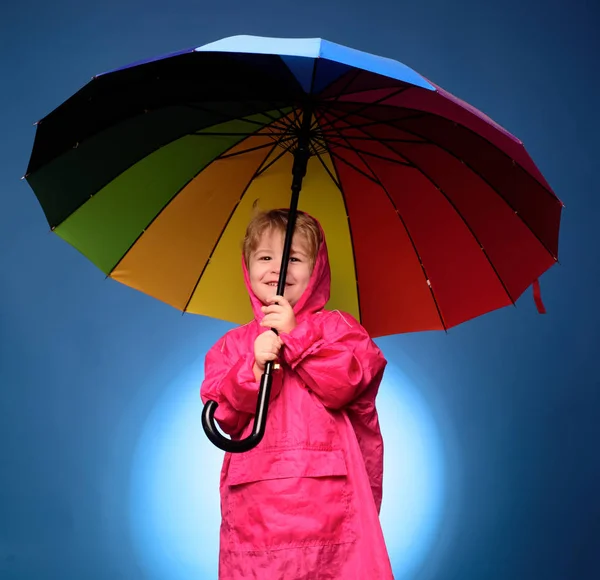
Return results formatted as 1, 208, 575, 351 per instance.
200, 222, 394, 579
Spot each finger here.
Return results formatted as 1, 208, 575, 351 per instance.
266, 343, 282, 354
258, 330, 279, 343
267, 295, 285, 304
273, 295, 291, 308
263, 336, 282, 351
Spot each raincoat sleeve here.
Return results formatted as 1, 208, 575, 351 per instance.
280, 311, 386, 410
200, 333, 283, 436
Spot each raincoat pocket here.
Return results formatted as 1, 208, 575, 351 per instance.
225, 447, 355, 551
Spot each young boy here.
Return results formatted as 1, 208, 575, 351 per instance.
201, 209, 394, 579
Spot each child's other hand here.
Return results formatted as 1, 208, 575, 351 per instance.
260, 296, 296, 334
253, 330, 283, 377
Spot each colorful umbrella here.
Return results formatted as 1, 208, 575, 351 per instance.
25, 36, 562, 452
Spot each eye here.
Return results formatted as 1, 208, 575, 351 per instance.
290, 257, 300, 262
259, 256, 271, 261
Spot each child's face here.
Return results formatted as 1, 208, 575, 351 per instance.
249, 228, 314, 307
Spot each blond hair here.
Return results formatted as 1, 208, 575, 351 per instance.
243, 209, 322, 268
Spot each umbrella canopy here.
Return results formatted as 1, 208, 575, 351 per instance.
25, 35, 562, 338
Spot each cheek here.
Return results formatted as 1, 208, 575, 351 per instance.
249, 269, 262, 290
249, 263, 264, 279
301, 267, 313, 287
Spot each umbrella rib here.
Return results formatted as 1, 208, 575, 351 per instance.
326, 149, 381, 185
181, 138, 283, 312
325, 107, 517, 306
264, 110, 301, 140
255, 146, 289, 177
312, 150, 342, 191
320, 87, 410, 127
263, 101, 299, 126
321, 71, 421, 103
290, 106, 303, 135
253, 106, 288, 125
219, 136, 296, 160
320, 113, 447, 330
257, 109, 312, 163
316, 134, 424, 143
46, 115, 288, 233
323, 101, 428, 133
184, 104, 299, 143
322, 136, 412, 166
106, 120, 284, 278
267, 110, 297, 132
405, 160, 517, 305
218, 141, 280, 159
313, 110, 378, 180
310, 114, 363, 324
272, 116, 296, 133
320, 107, 421, 165
255, 128, 301, 176
314, 68, 362, 99
183, 103, 284, 128
317, 109, 429, 133
192, 131, 289, 137
326, 100, 561, 210
325, 83, 407, 100
187, 101, 297, 129
325, 104, 559, 260
320, 182, 364, 325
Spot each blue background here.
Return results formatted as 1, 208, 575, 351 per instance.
1, 0, 599, 578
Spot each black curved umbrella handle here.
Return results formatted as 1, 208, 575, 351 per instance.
201, 359, 277, 453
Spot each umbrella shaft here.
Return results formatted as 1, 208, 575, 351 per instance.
275, 105, 312, 298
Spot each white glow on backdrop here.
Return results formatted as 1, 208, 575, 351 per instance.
130, 360, 444, 579
378, 363, 445, 578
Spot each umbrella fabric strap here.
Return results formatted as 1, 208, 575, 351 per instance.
532, 279, 546, 314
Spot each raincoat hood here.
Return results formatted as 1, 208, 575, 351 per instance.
242, 213, 331, 323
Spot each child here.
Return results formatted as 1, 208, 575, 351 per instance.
201, 209, 394, 579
